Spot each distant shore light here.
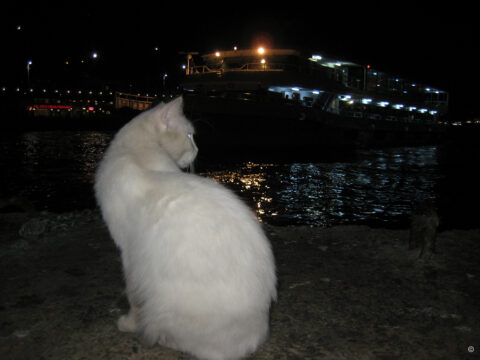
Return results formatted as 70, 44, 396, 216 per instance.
257, 47, 265, 55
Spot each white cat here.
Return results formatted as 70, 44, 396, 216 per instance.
94, 97, 277, 360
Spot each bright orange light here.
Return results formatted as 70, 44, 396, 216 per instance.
257, 47, 265, 55
215, 51, 220, 57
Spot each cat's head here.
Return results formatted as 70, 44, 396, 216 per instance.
147, 96, 198, 168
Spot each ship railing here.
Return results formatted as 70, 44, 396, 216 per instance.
188, 62, 296, 75
340, 109, 440, 125
236, 63, 286, 72
115, 91, 155, 111
189, 65, 213, 74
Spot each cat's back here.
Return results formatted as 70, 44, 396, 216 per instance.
143, 171, 257, 228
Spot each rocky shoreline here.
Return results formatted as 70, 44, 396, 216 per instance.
1, 210, 479, 359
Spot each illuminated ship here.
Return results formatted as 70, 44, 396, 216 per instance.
181, 48, 448, 154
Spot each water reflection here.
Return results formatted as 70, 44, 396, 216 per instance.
200, 146, 442, 227
0, 131, 113, 211
199, 162, 278, 221
0, 131, 444, 228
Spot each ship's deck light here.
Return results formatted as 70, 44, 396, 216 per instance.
339, 95, 352, 101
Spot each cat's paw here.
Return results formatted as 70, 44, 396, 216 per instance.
117, 314, 137, 333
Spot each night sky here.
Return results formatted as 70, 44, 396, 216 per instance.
2, 3, 478, 120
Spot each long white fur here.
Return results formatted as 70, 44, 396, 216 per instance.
95, 97, 277, 360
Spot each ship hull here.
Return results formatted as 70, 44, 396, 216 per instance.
183, 94, 446, 158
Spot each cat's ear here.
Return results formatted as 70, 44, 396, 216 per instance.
152, 97, 184, 132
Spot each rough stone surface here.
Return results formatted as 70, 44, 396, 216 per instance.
1, 211, 479, 359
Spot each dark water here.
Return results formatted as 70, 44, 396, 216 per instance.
0, 131, 478, 229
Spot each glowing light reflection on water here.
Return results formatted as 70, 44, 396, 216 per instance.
200, 146, 442, 227
0, 131, 450, 228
